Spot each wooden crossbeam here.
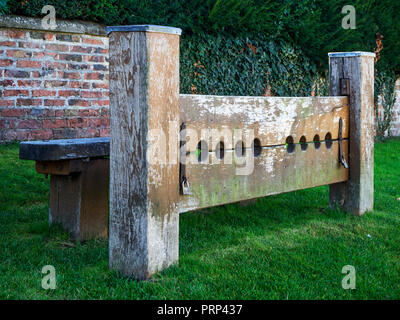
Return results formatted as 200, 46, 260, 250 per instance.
180, 95, 349, 152
178, 139, 348, 213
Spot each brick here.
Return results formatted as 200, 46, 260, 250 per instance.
81, 129, 100, 138
93, 64, 108, 71
53, 128, 78, 139
33, 52, 45, 59
56, 34, 79, 42
92, 83, 109, 89
17, 98, 43, 106
64, 109, 79, 117
55, 110, 64, 117
30, 130, 53, 140
58, 90, 80, 97
0, 80, 15, 87
70, 81, 90, 89
44, 80, 68, 88
32, 90, 57, 97
28, 108, 55, 118
68, 63, 90, 70
16, 130, 29, 140
32, 69, 57, 78
44, 99, 66, 107
57, 54, 82, 62
3, 90, 29, 97
0, 119, 16, 129
100, 128, 110, 137
93, 48, 108, 54
68, 118, 89, 128
4, 30, 27, 39
88, 118, 101, 127
44, 61, 66, 70
17, 80, 42, 87
1, 108, 26, 117
0, 41, 16, 46
2, 130, 17, 141
17, 60, 42, 68
70, 46, 92, 53
68, 99, 91, 107
29, 32, 46, 40
18, 42, 42, 49
59, 71, 81, 79
84, 72, 104, 80
0, 100, 15, 107
7, 50, 32, 58
43, 119, 67, 129
100, 108, 110, 116
17, 119, 41, 129
92, 100, 110, 107
81, 91, 103, 98
78, 109, 99, 117
84, 55, 105, 63
82, 38, 105, 45
0, 59, 13, 67
45, 34, 55, 41
4, 70, 29, 78
45, 44, 70, 52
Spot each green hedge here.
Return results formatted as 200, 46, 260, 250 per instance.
4, 0, 400, 74
180, 33, 327, 96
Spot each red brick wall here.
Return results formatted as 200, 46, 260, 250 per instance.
0, 17, 110, 142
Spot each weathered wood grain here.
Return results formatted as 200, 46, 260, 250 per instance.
19, 137, 110, 161
109, 26, 181, 279
179, 95, 349, 152
49, 158, 109, 240
328, 52, 375, 215
178, 140, 349, 213
36, 159, 84, 175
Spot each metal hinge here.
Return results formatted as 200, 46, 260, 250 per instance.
338, 117, 348, 169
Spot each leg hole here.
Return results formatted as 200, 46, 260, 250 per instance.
215, 141, 225, 159
300, 136, 308, 151
252, 138, 262, 157
235, 140, 245, 157
286, 136, 295, 153
313, 134, 321, 149
197, 140, 208, 162
325, 132, 332, 149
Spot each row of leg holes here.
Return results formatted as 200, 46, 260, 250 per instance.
286, 133, 332, 153
196, 133, 333, 161
197, 138, 262, 162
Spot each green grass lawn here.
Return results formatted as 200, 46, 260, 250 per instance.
0, 139, 399, 299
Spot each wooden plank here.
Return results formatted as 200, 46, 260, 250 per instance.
19, 137, 110, 161
180, 95, 349, 152
36, 159, 84, 175
178, 140, 349, 213
109, 26, 181, 279
328, 52, 375, 215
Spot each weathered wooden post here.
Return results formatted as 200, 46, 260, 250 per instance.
107, 25, 182, 278
328, 52, 375, 215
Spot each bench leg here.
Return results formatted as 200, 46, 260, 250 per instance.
49, 158, 109, 240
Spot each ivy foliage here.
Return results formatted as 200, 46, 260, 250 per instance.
0, 0, 8, 15
180, 32, 327, 97
7, 0, 400, 74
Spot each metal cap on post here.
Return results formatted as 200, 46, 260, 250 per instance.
328, 51, 375, 215
108, 25, 181, 279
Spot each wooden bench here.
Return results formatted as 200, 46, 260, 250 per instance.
19, 137, 110, 240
